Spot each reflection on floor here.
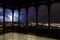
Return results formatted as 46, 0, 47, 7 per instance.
0, 32, 58, 40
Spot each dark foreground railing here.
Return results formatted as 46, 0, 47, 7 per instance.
0, 26, 60, 39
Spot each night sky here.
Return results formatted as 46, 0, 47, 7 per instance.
0, 3, 60, 23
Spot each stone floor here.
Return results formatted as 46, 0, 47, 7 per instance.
0, 32, 58, 40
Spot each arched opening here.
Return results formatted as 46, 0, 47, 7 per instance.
28, 7, 36, 33
5, 9, 12, 26
0, 7, 3, 33
50, 3, 60, 29
20, 8, 26, 27
13, 9, 19, 27
28, 7, 36, 26
38, 5, 48, 29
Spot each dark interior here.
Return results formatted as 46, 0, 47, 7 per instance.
0, 0, 60, 39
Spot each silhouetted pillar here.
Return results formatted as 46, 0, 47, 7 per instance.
3, 7, 5, 33
12, 8, 14, 40
18, 8, 20, 33
36, 6, 38, 27
26, 7, 28, 34
35, 5, 38, 35
48, 1, 51, 29
12, 8, 14, 32
3, 6, 5, 40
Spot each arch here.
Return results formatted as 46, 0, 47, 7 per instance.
28, 7, 36, 23
20, 8, 26, 23
0, 7, 3, 22
14, 9, 19, 22
50, 3, 60, 23
5, 9, 12, 22
38, 5, 48, 23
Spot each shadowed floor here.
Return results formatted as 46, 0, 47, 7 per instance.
0, 32, 58, 40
